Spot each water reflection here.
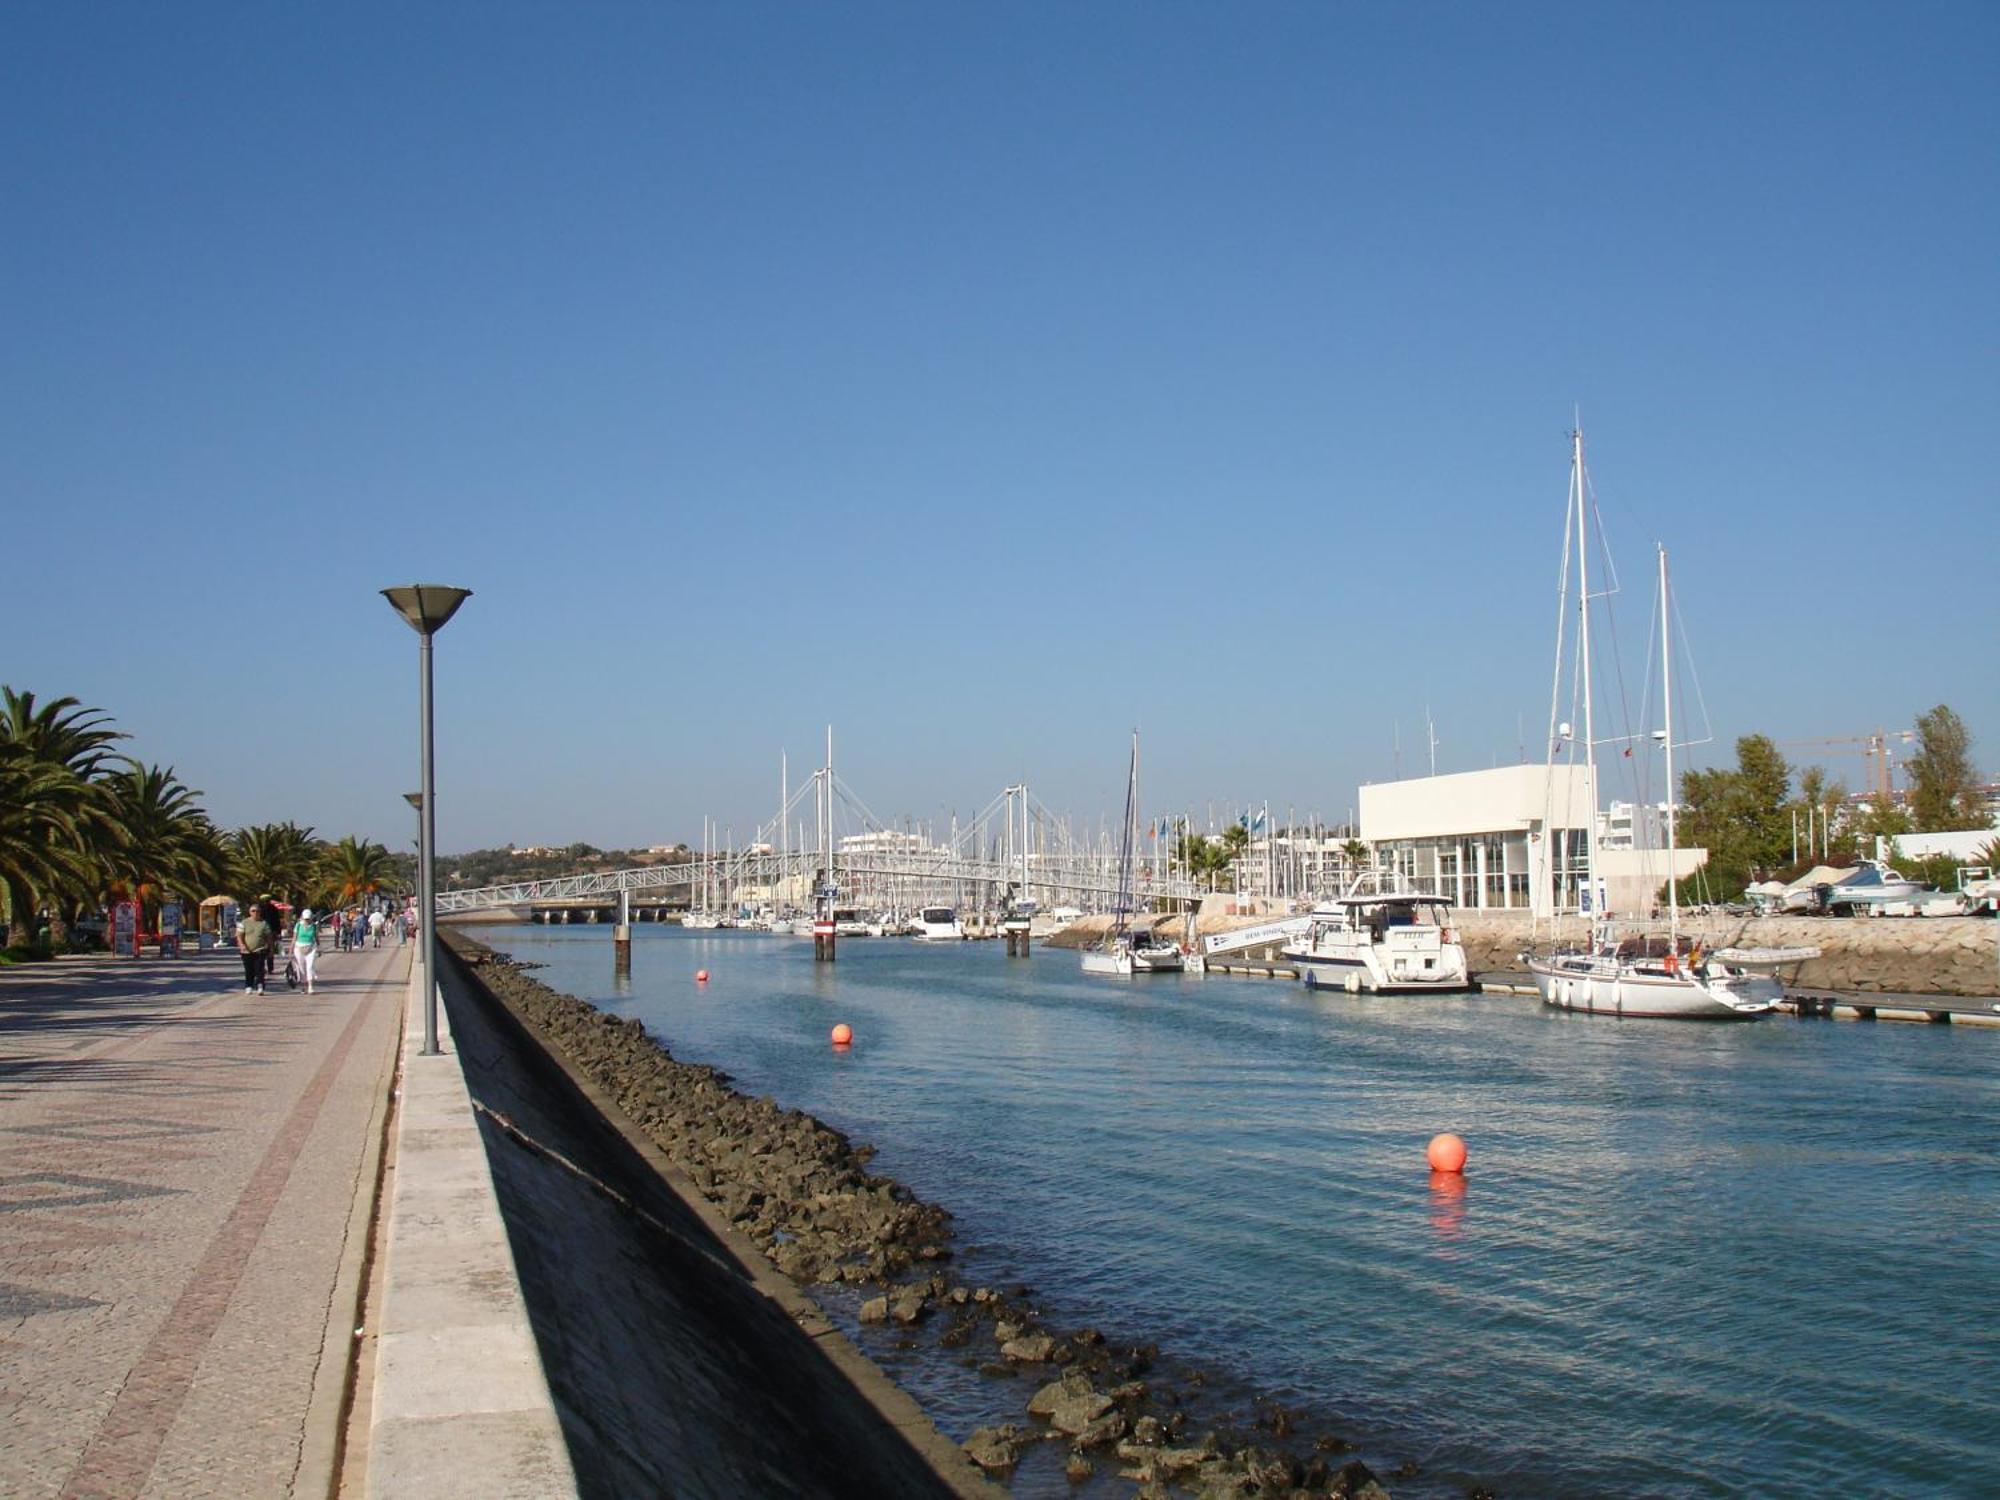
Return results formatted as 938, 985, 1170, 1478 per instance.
475, 923, 2000, 1500
1428, 1169, 1467, 1238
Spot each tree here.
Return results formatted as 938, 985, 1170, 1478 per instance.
1792, 766, 1850, 864
0, 689, 128, 945
230, 822, 322, 907
1172, 823, 1239, 891
320, 835, 398, 908
1905, 704, 1984, 832
102, 763, 229, 930
0, 742, 97, 946
1677, 735, 1794, 899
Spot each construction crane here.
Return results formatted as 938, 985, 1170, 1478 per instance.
1776, 728, 1914, 801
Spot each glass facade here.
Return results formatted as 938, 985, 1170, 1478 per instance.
1365, 826, 1591, 912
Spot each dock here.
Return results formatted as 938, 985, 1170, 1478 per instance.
1206, 962, 2000, 1027
1473, 971, 2000, 1026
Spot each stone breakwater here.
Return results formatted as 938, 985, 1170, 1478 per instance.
1049, 910, 2000, 997
445, 933, 1416, 1500
1452, 912, 2000, 997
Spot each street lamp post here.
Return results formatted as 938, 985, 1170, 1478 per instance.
383, 585, 471, 1057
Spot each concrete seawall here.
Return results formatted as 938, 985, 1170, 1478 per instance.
432, 937, 1001, 1499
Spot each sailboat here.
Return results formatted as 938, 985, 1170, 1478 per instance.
1524, 434, 1781, 1020
1081, 732, 1183, 976
683, 816, 725, 929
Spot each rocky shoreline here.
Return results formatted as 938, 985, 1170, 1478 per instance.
444, 931, 1444, 1500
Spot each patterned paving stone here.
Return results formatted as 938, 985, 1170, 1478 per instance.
0, 946, 404, 1500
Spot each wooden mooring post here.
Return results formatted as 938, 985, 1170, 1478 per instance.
813, 883, 836, 962
613, 889, 631, 974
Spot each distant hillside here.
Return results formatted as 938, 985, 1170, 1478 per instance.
442, 843, 689, 889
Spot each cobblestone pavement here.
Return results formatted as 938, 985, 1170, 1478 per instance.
0, 943, 405, 1499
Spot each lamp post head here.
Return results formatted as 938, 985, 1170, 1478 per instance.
382, 585, 472, 636
404, 792, 424, 810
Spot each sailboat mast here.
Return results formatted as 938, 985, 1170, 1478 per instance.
1573, 428, 1600, 917
1660, 544, 1679, 944
1114, 732, 1138, 934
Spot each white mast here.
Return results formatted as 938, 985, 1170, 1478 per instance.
1574, 427, 1600, 921
1660, 544, 1679, 946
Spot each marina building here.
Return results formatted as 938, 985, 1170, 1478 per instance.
1227, 832, 1356, 903
1358, 765, 1701, 918
836, 829, 932, 857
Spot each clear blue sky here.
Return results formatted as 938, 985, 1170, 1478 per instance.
7, 2, 1995, 853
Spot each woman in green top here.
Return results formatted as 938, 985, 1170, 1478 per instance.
292, 908, 322, 994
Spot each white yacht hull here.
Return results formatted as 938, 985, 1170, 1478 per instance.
1285, 942, 1468, 993
1527, 954, 1779, 1019
1080, 944, 1184, 976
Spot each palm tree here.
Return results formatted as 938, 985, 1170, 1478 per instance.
319, 835, 398, 909
102, 763, 228, 932
230, 822, 321, 908
0, 689, 128, 946
0, 742, 98, 946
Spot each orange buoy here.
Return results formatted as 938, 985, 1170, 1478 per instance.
830, 1022, 852, 1046
696, 969, 709, 983
1426, 1132, 1468, 1174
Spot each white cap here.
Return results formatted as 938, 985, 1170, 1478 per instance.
301, 908, 313, 920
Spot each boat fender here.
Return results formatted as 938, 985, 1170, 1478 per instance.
1344, 971, 1363, 994
1664, 951, 1678, 975
1443, 927, 1457, 945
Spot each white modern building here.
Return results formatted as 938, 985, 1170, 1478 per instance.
1228, 831, 1357, 902
1599, 800, 1669, 851
836, 829, 931, 857
1359, 764, 1702, 918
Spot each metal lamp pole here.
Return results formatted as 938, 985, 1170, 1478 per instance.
383, 585, 471, 1057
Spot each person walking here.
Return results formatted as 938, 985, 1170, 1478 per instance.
292, 907, 322, 995
368, 907, 385, 948
236, 900, 272, 994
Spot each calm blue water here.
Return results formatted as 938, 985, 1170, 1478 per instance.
471, 924, 2000, 1497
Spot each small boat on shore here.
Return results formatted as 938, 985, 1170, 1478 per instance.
1823, 859, 1927, 914
1282, 877, 1467, 993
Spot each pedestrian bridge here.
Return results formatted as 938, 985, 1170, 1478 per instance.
434, 847, 1200, 916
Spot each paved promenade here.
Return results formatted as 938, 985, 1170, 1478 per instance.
1, 943, 405, 1499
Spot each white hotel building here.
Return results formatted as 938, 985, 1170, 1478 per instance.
1358, 764, 1702, 919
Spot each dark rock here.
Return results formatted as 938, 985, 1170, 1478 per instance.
1064, 1452, 1094, 1484
964, 1425, 1025, 1473
1071, 1412, 1128, 1451
857, 1296, 888, 1324
1001, 1333, 1057, 1363
1327, 1458, 1386, 1498
1028, 1373, 1114, 1434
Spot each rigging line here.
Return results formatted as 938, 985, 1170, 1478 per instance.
1587, 484, 1646, 810
1667, 573, 1717, 752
